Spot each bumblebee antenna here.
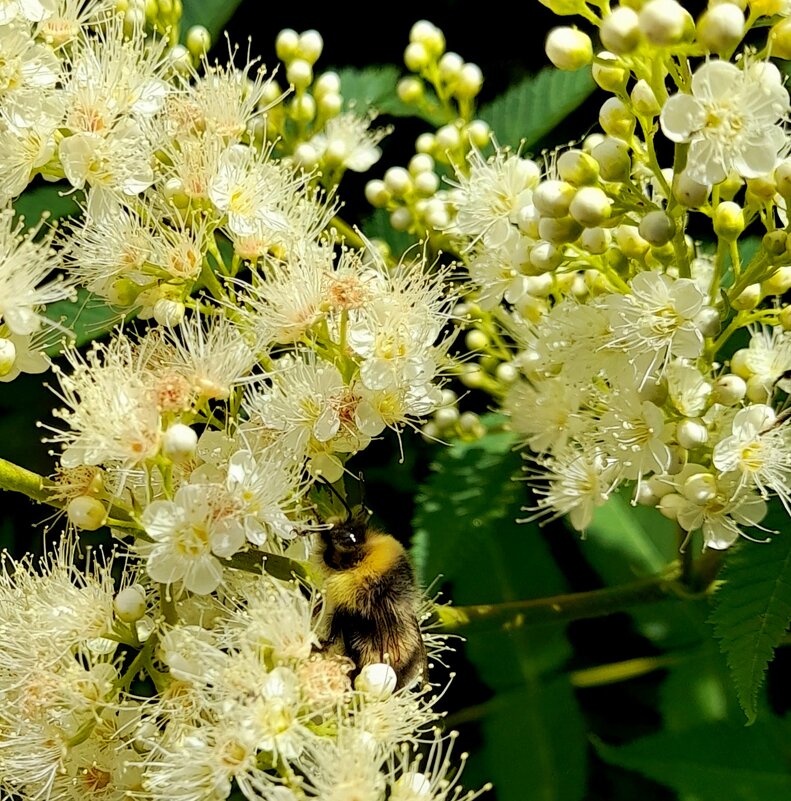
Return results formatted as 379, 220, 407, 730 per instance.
318, 477, 353, 520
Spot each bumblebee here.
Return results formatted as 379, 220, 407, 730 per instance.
317, 504, 428, 690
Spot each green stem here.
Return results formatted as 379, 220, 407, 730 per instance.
0, 458, 50, 503
329, 216, 367, 250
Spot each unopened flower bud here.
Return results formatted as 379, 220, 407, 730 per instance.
355, 663, 397, 698
68, 495, 107, 531
746, 374, 773, 403
580, 226, 611, 254
0, 338, 16, 376
556, 149, 599, 186
293, 142, 319, 170
424, 198, 449, 229
569, 186, 612, 226
438, 51, 463, 81
530, 241, 563, 272
599, 97, 635, 141
711, 373, 747, 405
162, 423, 198, 462
465, 329, 489, 350
730, 283, 761, 310
297, 29, 323, 64
545, 27, 593, 70
745, 176, 776, 207
729, 348, 751, 379
697, 3, 744, 52
414, 171, 439, 196
763, 265, 791, 296
538, 215, 583, 245
397, 76, 424, 104
167, 44, 192, 75
592, 52, 629, 93
410, 19, 445, 56
435, 123, 461, 151
365, 179, 390, 208
600, 5, 642, 53
286, 59, 312, 90
435, 405, 460, 429
465, 119, 491, 148
456, 63, 484, 97
770, 18, 791, 59
776, 159, 791, 200
658, 492, 686, 520
383, 167, 412, 196
275, 28, 299, 61
762, 230, 787, 258
614, 225, 650, 259
638, 210, 675, 246
631, 79, 660, 116
673, 171, 709, 207
409, 154, 434, 175
153, 299, 185, 326
712, 201, 744, 241
533, 180, 575, 218
292, 93, 316, 122
114, 586, 147, 623
314, 71, 340, 98
676, 418, 709, 450
639, 0, 693, 46
185, 25, 210, 58
404, 41, 430, 72
780, 305, 791, 330
682, 470, 716, 502
591, 137, 631, 181
389, 207, 412, 232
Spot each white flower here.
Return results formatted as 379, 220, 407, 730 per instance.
309, 112, 388, 172
741, 325, 791, 389
665, 361, 712, 417
660, 59, 790, 184
712, 403, 791, 510
141, 484, 244, 594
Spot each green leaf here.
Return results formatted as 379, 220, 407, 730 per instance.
596, 719, 791, 801
479, 66, 595, 151
13, 184, 79, 224
44, 288, 127, 353
413, 424, 587, 801
709, 509, 791, 724
336, 66, 449, 126
180, 0, 244, 41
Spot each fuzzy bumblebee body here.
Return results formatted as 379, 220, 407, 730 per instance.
318, 514, 428, 689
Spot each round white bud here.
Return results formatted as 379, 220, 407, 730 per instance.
657, 492, 686, 521
414, 171, 439, 196
673, 171, 709, 207
438, 51, 463, 80
465, 119, 491, 148
440, 388, 457, 406
580, 226, 611, 254
526, 273, 554, 297
763, 266, 791, 295
424, 198, 449, 229
713, 201, 745, 241
384, 166, 412, 197
781, 305, 791, 331
397, 76, 423, 104
297, 29, 323, 64
435, 405, 460, 429
421, 421, 440, 442
68, 496, 107, 531
286, 59, 312, 90
317, 92, 342, 118
435, 123, 461, 151
365, 179, 390, 208
517, 204, 541, 237
184, 25, 210, 57
416, 132, 436, 153
697, 4, 744, 52
114, 586, 147, 623
404, 41, 430, 72
393, 772, 433, 796
600, 5, 642, 54
614, 225, 650, 259
556, 149, 599, 186
694, 306, 721, 338
729, 348, 752, 379
458, 411, 481, 434
778, 159, 791, 198
153, 299, 185, 326
639, 0, 693, 46
495, 362, 518, 384
293, 142, 319, 170
533, 180, 576, 218
162, 423, 198, 462
638, 210, 675, 246
292, 93, 316, 122
682, 470, 717, 503
529, 241, 563, 272
746, 374, 773, 403
410, 19, 445, 55
591, 137, 631, 181
591, 51, 628, 92
167, 44, 192, 75
569, 186, 611, 227
314, 71, 340, 97
0, 338, 16, 377
599, 96, 634, 140
275, 28, 299, 62
630, 79, 660, 116
456, 63, 484, 98
355, 662, 398, 698
409, 153, 435, 175
676, 418, 709, 450
389, 207, 413, 232
538, 215, 583, 245
710, 373, 747, 405
465, 329, 489, 350
730, 283, 761, 311
545, 27, 593, 70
